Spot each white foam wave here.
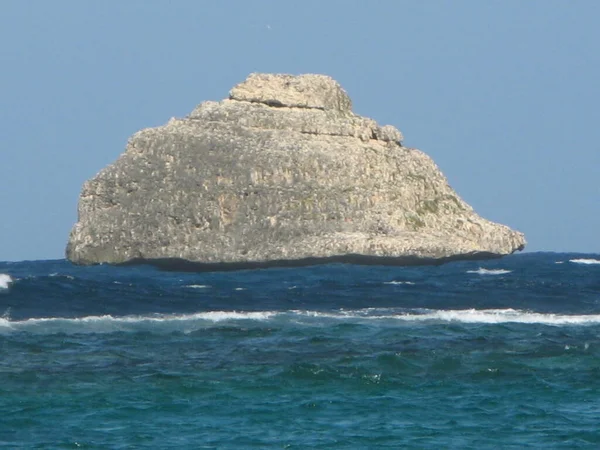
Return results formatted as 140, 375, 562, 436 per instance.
185, 284, 210, 289
2, 308, 600, 335
383, 281, 415, 285
0, 310, 277, 334
0, 274, 13, 289
290, 308, 600, 325
466, 268, 512, 275
408, 309, 600, 325
569, 258, 600, 265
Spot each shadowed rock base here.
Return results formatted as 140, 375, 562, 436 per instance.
119, 251, 507, 273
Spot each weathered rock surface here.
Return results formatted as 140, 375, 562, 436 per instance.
66, 73, 525, 269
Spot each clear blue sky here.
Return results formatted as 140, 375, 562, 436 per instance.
1, 1, 599, 261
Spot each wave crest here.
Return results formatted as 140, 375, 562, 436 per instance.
1, 308, 600, 335
466, 268, 512, 275
570, 258, 600, 265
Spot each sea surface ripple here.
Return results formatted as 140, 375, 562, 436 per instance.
1, 252, 599, 448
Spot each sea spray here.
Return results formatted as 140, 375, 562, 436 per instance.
0, 274, 13, 289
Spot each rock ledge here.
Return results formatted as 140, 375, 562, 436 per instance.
229, 73, 352, 112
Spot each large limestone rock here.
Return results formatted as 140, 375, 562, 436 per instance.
66, 73, 525, 269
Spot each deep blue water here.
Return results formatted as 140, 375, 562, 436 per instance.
1, 252, 600, 448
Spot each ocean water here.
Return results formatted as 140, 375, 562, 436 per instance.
1, 253, 600, 449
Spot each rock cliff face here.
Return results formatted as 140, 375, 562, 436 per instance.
66, 73, 525, 269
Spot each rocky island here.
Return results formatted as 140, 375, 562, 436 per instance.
66, 73, 525, 270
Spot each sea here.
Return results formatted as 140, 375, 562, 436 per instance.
1, 252, 600, 449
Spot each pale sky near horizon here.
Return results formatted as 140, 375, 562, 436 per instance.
1, 1, 599, 261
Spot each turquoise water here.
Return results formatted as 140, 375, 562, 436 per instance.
1, 253, 600, 448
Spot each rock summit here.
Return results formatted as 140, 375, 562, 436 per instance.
66, 73, 525, 269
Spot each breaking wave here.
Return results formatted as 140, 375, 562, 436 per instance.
1, 308, 599, 335
291, 308, 600, 325
570, 258, 600, 265
0, 311, 276, 335
0, 274, 13, 289
466, 268, 512, 275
